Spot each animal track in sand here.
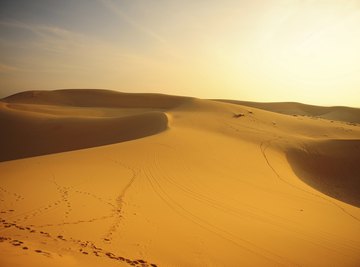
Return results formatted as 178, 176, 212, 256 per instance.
0, 218, 157, 266
4, 178, 79, 224
103, 159, 140, 244
52, 180, 73, 219
13, 199, 63, 224
1, 171, 141, 251
0, 209, 15, 214
0, 186, 24, 204
74, 190, 116, 209
29, 183, 118, 228
0, 169, 155, 266
35, 214, 113, 228
0, 236, 51, 257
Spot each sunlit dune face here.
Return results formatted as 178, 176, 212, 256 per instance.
0, 0, 359, 106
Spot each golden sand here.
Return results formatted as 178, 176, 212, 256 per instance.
0, 89, 359, 266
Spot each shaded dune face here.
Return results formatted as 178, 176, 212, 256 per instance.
286, 139, 360, 207
0, 110, 169, 162
0, 89, 188, 162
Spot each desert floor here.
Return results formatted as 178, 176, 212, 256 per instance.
0, 89, 359, 267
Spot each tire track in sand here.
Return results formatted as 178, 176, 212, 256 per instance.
260, 138, 360, 223
143, 149, 296, 266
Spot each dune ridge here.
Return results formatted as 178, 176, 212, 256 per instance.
1, 89, 360, 267
0, 89, 192, 162
2, 89, 191, 109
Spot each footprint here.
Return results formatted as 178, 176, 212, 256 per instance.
10, 240, 23, 246
1, 218, 157, 267
0, 237, 10, 242
34, 249, 51, 257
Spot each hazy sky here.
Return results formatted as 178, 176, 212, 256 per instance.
1, 0, 360, 107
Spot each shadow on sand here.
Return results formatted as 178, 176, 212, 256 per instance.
286, 139, 360, 208
0, 111, 169, 162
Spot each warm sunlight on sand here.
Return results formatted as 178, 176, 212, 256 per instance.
1, 1, 360, 266
0, 89, 359, 266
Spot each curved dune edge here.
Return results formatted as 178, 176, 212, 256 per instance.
0, 109, 169, 162
0, 89, 192, 162
286, 139, 360, 208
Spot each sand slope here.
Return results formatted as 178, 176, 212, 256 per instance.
287, 139, 360, 208
0, 90, 190, 162
1, 90, 360, 267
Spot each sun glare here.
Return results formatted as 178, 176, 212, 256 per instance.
1, 1, 360, 106
225, 2, 360, 105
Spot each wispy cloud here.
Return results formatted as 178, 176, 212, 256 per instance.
97, 0, 167, 44
0, 20, 73, 39
0, 20, 86, 55
0, 19, 153, 57
0, 19, 164, 75
0, 63, 19, 73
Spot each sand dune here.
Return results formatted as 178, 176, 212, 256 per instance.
0, 90, 191, 162
3, 89, 190, 109
0, 104, 168, 162
1, 89, 360, 267
287, 139, 360, 208
216, 99, 360, 124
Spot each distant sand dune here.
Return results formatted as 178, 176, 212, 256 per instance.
216, 99, 360, 123
3, 89, 190, 109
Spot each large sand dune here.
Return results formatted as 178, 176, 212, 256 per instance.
0, 89, 360, 266
0, 90, 190, 162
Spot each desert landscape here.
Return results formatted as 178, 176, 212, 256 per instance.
0, 89, 359, 267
